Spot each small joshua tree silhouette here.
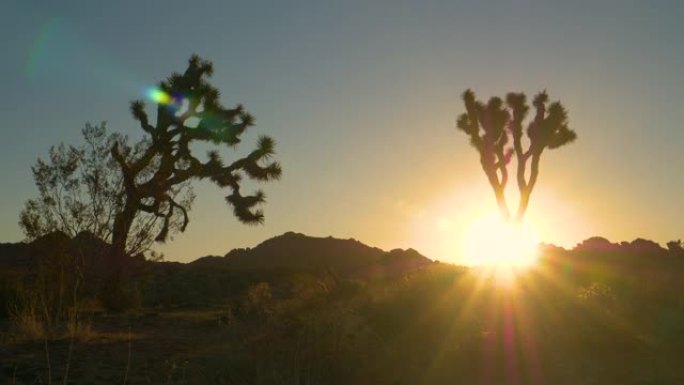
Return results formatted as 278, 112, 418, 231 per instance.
456, 89, 576, 222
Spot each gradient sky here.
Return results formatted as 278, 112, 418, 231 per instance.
2, 0, 683, 264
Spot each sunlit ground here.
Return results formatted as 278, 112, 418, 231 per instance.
462, 212, 540, 285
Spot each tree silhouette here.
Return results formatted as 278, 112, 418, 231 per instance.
19, 122, 193, 256
457, 89, 576, 221
667, 239, 683, 255
110, 55, 282, 260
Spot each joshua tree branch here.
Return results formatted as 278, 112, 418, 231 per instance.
515, 151, 542, 221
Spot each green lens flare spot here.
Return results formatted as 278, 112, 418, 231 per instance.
146, 87, 173, 105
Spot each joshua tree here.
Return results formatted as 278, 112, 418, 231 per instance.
456, 89, 576, 222
110, 55, 282, 261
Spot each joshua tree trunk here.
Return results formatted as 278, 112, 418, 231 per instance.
514, 152, 541, 222
111, 200, 137, 259
102, 200, 137, 310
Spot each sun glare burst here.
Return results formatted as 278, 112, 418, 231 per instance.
462, 212, 540, 276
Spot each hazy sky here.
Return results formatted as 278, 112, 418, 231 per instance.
2, 0, 683, 264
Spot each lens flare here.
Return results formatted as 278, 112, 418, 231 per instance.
146, 87, 173, 105
25, 17, 62, 79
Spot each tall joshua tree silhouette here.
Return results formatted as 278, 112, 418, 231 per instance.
456, 89, 576, 222
110, 55, 282, 261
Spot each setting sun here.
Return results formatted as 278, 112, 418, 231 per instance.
461, 212, 540, 270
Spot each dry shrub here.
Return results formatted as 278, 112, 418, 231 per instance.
8, 285, 46, 340
7, 251, 91, 341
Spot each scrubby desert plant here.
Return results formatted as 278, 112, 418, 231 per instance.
19, 122, 191, 257
7, 251, 91, 341
241, 282, 273, 322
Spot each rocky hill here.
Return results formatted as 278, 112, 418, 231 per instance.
0, 231, 141, 274
190, 231, 433, 277
1, 231, 433, 282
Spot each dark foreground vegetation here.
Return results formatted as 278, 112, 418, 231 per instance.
1, 232, 684, 384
